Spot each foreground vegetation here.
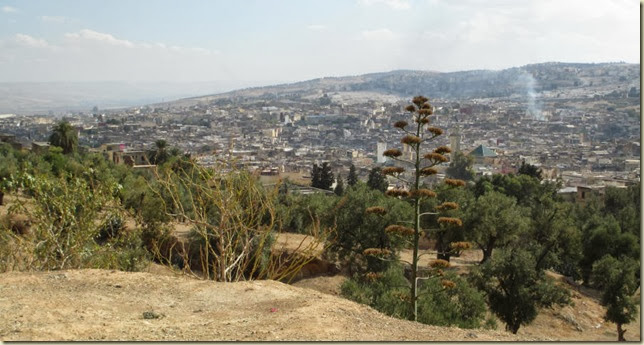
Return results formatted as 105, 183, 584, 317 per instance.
0, 96, 640, 339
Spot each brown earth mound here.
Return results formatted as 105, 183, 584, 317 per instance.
0, 269, 536, 341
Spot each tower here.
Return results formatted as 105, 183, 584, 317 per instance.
377, 142, 387, 164
449, 127, 461, 160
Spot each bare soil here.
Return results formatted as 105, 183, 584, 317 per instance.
0, 268, 533, 341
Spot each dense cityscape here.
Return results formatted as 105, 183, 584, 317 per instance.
1, 62, 640, 199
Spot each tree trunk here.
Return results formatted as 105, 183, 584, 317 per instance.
0, 191, 4, 206
617, 323, 626, 341
435, 232, 451, 262
480, 247, 493, 264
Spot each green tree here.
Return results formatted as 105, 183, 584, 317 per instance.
471, 248, 570, 334
445, 151, 474, 181
49, 121, 78, 154
150, 139, 169, 165
329, 184, 412, 273
366, 167, 388, 192
319, 162, 334, 190
591, 255, 640, 341
466, 191, 529, 263
517, 161, 543, 180
311, 162, 334, 190
426, 183, 473, 262
342, 264, 487, 329
579, 214, 639, 284
347, 164, 359, 187
334, 173, 345, 196
311, 163, 320, 188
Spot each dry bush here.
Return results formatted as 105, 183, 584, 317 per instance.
149, 159, 333, 282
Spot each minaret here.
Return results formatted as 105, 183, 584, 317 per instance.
449, 127, 461, 160
376, 142, 387, 164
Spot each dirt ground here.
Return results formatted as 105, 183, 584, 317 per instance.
0, 269, 534, 341
0, 263, 639, 341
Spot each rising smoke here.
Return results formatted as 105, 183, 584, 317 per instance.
518, 71, 545, 121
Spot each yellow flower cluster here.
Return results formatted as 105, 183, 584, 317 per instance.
383, 148, 402, 158
450, 241, 471, 251
385, 224, 415, 236
424, 152, 448, 163
363, 248, 392, 256
430, 259, 450, 268
434, 146, 452, 154
441, 279, 456, 289
365, 206, 387, 215
435, 201, 459, 211
427, 127, 444, 136
438, 217, 463, 227
444, 178, 466, 187
420, 167, 438, 176
382, 166, 405, 175
411, 188, 437, 198
401, 135, 422, 145
394, 120, 408, 129
386, 189, 411, 198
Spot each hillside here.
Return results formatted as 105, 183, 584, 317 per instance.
0, 264, 639, 341
0, 269, 532, 341
160, 62, 639, 107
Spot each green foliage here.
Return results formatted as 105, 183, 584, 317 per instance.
526, 196, 581, 273
1, 170, 148, 272
579, 215, 640, 284
591, 255, 639, 340
311, 162, 334, 190
342, 265, 487, 329
275, 192, 337, 234
14, 173, 123, 269
417, 272, 487, 329
334, 173, 345, 196
471, 248, 570, 334
465, 191, 530, 263
517, 161, 543, 180
347, 164, 359, 187
446, 152, 474, 181
328, 184, 412, 273
366, 167, 388, 192
426, 183, 474, 261
341, 265, 410, 319
49, 121, 78, 154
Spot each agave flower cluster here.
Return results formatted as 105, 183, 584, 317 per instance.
361, 96, 468, 322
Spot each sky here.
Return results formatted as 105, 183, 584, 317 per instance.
0, 0, 640, 87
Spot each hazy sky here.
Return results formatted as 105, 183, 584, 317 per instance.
0, 0, 639, 85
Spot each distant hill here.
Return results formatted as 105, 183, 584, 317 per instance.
0, 81, 255, 115
1, 62, 639, 114
167, 62, 639, 107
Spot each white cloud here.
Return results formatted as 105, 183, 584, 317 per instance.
14, 34, 49, 48
361, 28, 396, 41
40, 16, 68, 23
358, 0, 411, 10
65, 29, 134, 47
307, 24, 327, 31
2, 6, 18, 13
0, 29, 225, 82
